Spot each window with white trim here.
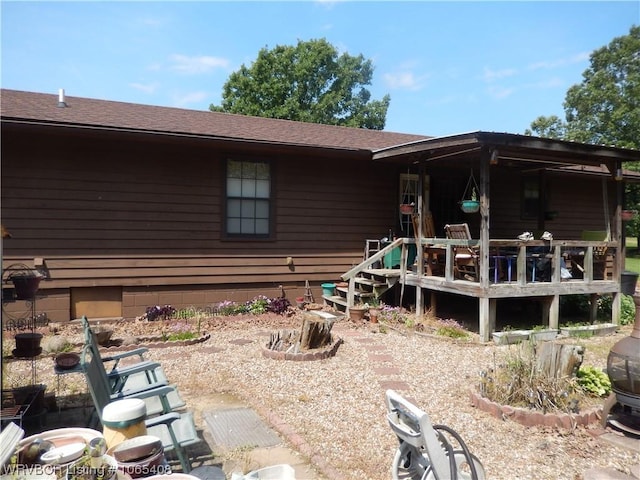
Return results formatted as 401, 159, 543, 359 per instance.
226, 159, 271, 236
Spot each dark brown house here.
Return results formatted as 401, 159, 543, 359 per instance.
2, 89, 640, 341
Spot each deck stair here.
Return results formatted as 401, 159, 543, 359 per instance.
322, 238, 405, 312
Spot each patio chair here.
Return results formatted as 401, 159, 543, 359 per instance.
444, 223, 479, 281
80, 344, 199, 473
386, 389, 485, 480
81, 317, 186, 415
81, 316, 171, 394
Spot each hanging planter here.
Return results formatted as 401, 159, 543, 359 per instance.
399, 203, 415, 215
459, 169, 480, 214
460, 200, 480, 214
622, 209, 637, 221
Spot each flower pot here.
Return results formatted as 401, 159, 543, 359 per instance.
321, 283, 336, 297
14, 332, 43, 357
295, 296, 306, 309
369, 308, 379, 324
560, 323, 617, 338
399, 204, 414, 215
349, 306, 367, 324
492, 330, 532, 345
530, 329, 558, 342
10, 275, 42, 300
92, 327, 114, 346
460, 200, 480, 214
622, 210, 637, 221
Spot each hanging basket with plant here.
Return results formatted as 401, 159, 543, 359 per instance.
459, 169, 480, 214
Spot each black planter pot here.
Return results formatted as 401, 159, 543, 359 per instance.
14, 332, 43, 358
10, 275, 42, 300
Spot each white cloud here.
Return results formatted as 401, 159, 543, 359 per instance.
129, 82, 158, 94
172, 91, 210, 108
168, 54, 230, 74
383, 70, 428, 91
525, 77, 564, 89
482, 66, 517, 82
528, 52, 590, 71
486, 85, 515, 99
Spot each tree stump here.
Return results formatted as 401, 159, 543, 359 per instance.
299, 314, 334, 350
536, 342, 585, 378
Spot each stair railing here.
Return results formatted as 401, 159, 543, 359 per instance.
341, 238, 406, 307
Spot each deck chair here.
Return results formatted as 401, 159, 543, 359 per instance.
81, 316, 171, 394
444, 223, 479, 281
412, 212, 444, 276
82, 317, 186, 416
80, 344, 199, 473
386, 389, 485, 480
580, 230, 613, 280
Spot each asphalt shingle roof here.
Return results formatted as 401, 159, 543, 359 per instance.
1, 89, 428, 151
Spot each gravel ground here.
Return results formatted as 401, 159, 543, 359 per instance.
4, 314, 639, 480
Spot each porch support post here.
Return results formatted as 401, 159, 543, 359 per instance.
589, 293, 598, 322
542, 295, 560, 329
479, 149, 491, 288
416, 162, 425, 316
479, 297, 494, 342
613, 158, 623, 324
550, 294, 559, 329
612, 292, 621, 325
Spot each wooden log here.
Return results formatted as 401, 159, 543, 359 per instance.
535, 342, 585, 378
300, 314, 334, 350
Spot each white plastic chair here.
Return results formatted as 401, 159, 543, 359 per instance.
385, 389, 485, 480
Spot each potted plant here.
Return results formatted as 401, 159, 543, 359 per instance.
530, 325, 558, 342
399, 202, 415, 215
460, 188, 480, 213
492, 326, 532, 345
367, 298, 381, 324
8, 270, 43, 300
560, 322, 618, 338
348, 305, 367, 324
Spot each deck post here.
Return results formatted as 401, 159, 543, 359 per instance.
549, 294, 559, 329
479, 297, 494, 342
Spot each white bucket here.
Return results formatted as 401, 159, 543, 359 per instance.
102, 399, 147, 449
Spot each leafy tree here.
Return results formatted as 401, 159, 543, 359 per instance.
524, 25, 640, 242
210, 38, 390, 130
525, 24, 640, 149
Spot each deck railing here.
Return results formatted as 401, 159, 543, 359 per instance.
408, 237, 618, 287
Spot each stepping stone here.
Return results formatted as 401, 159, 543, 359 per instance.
204, 407, 281, 450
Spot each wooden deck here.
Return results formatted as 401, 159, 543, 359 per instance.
343, 237, 624, 342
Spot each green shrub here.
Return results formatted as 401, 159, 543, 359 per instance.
576, 366, 611, 397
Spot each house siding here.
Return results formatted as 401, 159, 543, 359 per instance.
2, 126, 398, 322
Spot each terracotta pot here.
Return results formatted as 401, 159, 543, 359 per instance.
369, 308, 379, 324
399, 204, 414, 215
349, 306, 367, 324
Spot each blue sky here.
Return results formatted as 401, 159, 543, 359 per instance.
1, 1, 638, 136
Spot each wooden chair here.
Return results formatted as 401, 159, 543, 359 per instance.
444, 223, 479, 281
574, 231, 613, 280
386, 389, 485, 480
412, 212, 444, 275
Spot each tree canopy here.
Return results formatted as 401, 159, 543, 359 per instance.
525, 25, 640, 150
210, 38, 390, 130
